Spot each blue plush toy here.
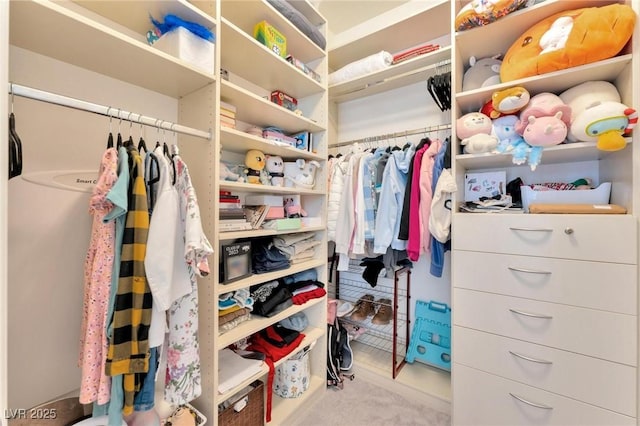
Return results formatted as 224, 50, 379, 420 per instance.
492, 115, 520, 153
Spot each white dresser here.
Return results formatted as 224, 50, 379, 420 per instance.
452, 214, 637, 425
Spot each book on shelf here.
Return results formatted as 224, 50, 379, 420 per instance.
219, 218, 251, 224
220, 211, 247, 220
243, 205, 270, 230
220, 100, 237, 114
219, 221, 253, 231
220, 115, 236, 129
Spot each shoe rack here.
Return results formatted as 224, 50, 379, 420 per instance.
333, 258, 411, 379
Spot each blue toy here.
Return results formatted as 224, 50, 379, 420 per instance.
492, 115, 520, 154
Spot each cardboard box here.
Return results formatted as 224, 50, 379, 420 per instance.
245, 194, 283, 207
270, 90, 298, 112
254, 20, 287, 58
154, 26, 215, 74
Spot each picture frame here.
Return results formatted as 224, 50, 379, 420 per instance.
220, 242, 252, 284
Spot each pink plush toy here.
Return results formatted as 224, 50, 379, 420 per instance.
457, 112, 498, 154
511, 93, 571, 170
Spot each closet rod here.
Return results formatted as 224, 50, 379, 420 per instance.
8, 83, 212, 140
331, 123, 451, 149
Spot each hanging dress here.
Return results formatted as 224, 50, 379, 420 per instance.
78, 147, 118, 405
164, 153, 213, 405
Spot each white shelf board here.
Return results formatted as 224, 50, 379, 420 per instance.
217, 327, 324, 404
218, 328, 324, 404
219, 225, 325, 242
329, 0, 450, 70
220, 80, 325, 133
455, 54, 633, 113
9, 0, 215, 98
455, 0, 619, 61
220, 180, 324, 195
217, 257, 326, 293
221, 19, 324, 99
329, 47, 451, 103
271, 375, 325, 425
73, 0, 217, 36
221, 127, 324, 161
455, 140, 632, 170
221, 0, 325, 63
217, 296, 326, 348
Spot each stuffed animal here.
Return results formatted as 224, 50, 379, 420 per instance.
244, 149, 266, 184
462, 56, 502, 92
492, 115, 523, 153
501, 4, 636, 81
512, 93, 571, 170
220, 162, 243, 182
492, 86, 530, 115
457, 112, 499, 154
284, 159, 321, 189
559, 80, 638, 151
455, 0, 528, 32
265, 155, 285, 186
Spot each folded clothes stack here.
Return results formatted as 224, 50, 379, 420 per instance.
219, 289, 254, 334
251, 237, 290, 273
273, 232, 321, 264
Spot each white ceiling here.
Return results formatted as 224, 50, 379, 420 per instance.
316, 0, 409, 36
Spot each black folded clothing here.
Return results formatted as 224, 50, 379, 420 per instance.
251, 281, 293, 317
259, 323, 300, 348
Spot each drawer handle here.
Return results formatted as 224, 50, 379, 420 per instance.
509, 350, 553, 365
509, 227, 553, 232
509, 308, 553, 319
508, 267, 552, 275
509, 393, 554, 410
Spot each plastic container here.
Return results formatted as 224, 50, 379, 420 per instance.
154, 26, 215, 74
521, 182, 612, 213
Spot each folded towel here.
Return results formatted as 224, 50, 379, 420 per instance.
329, 51, 393, 86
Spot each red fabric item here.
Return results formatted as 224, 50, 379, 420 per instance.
392, 44, 440, 64
292, 287, 326, 305
247, 330, 306, 422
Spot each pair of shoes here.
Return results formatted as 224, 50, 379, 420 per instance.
371, 298, 392, 325
350, 295, 393, 325
350, 294, 375, 321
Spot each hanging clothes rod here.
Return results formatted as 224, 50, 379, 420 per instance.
331, 123, 451, 149
8, 83, 212, 141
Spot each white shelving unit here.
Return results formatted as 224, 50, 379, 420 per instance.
451, 0, 640, 424
212, 1, 329, 423
327, 0, 453, 406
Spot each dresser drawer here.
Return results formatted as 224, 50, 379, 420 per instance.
453, 326, 636, 417
453, 288, 637, 366
453, 364, 635, 426
452, 214, 636, 264
453, 250, 637, 314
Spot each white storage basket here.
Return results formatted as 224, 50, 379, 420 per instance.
521, 182, 612, 213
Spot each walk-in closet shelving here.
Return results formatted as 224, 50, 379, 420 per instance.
6, 0, 219, 419
451, 0, 639, 423
213, 0, 329, 423
328, 0, 452, 405
0, 1, 8, 420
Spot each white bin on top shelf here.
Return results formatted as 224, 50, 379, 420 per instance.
521, 182, 612, 213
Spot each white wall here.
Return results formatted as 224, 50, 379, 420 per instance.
7, 47, 177, 410
331, 80, 453, 323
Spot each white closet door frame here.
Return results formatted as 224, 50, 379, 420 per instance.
1, 0, 9, 419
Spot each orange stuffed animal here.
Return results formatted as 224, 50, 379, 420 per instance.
501, 4, 636, 82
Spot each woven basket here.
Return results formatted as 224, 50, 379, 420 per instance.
219, 381, 264, 426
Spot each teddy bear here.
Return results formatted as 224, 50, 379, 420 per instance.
491, 115, 523, 154
265, 155, 284, 186
244, 149, 266, 184
457, 112, 499, 154
492, 86, 530, 115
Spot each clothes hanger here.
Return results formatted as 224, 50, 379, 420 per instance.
126, 112, 135, 148
116, 108, 123, 149
137, 120, 147, 153
8, 85, 23, 179
106, 107, 114, 149
168, 124, 177, 185
146, 119, 162, 209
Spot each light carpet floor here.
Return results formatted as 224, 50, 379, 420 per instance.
290, 376, 451, 426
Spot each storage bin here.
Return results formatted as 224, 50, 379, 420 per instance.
218, 381, 264, 426
154, 26, 215, 74
521, 182, 611, 213
274, 349, 310, 398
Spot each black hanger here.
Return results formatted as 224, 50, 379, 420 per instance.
138, 137, 147, 153
107, 132, 114, 149
8, 112, 23, 179
117, 132, 123, 149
